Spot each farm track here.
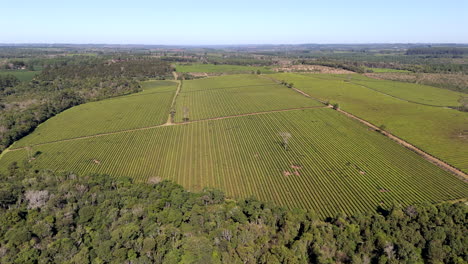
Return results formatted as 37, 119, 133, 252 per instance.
287, 84, 468, 181
166, 73, 182, 124
6, 105, 327, 152
259, 75, 328, 103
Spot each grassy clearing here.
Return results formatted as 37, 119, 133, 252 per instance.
0, 70, 40, 82
2, 108, 466, 217
176, 64, 273, 73
174, 75, 322, 122
273, 73, 468, 173
13, 80, 177, 147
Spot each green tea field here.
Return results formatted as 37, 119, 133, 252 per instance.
271, 73, 468, 173
1, 74, 467, 217
174, 75, 322, 122
13, 80, 177, 147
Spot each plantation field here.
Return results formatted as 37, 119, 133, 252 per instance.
272, 73, 468, 172
327, 74, 463, 106
176, 64, 273, 74
0, 70, 40, 82
174, 75, 322, 122
2, 108, 467, 217
13, 80, 177, 147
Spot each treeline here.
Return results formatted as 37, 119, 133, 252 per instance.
0, 168, 466, 264
406, 47, 468, 56
297, 60, 367, 73
297, 59, 468, 74
40, 59, 173, 80
207, 56, 274, 66
160, 56, 199, 63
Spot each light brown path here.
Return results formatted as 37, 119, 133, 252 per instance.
165, 72, 182, 125
290, 86, 468, 181
6, 106, 327, 152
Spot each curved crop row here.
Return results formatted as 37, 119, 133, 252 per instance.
13, 81, 177, 147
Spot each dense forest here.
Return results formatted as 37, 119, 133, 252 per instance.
0, 165, 466, 264
0, 74, 20, 90
39, 59, 173, 80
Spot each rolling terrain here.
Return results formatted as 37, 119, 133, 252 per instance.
1, 74, 467, 217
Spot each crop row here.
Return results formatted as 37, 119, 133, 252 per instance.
2, 108, 466, 217
272, 73, 468, 173
174, 75, 322, 122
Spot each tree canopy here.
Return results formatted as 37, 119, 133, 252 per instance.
0, 166, 466, 264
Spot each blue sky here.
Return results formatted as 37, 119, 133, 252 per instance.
1, 0, 467, 44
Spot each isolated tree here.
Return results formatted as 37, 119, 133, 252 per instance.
378, 124, 387, 132
332, 103, 340, 110
183, 107, 189, 122
256, 69, 261, 75
279, 132, 292, 150
170, 108, 176, 123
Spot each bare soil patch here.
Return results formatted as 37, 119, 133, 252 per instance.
273, 65, 355, 74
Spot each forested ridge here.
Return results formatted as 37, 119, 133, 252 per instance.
0, 165, 466, 264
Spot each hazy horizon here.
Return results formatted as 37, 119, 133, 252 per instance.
1, 0, 467, 44
1, 42, 468, 46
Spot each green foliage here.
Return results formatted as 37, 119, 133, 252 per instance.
39, 58, 172, 80
0, 74, 20, 89
0, 171, 466, 263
